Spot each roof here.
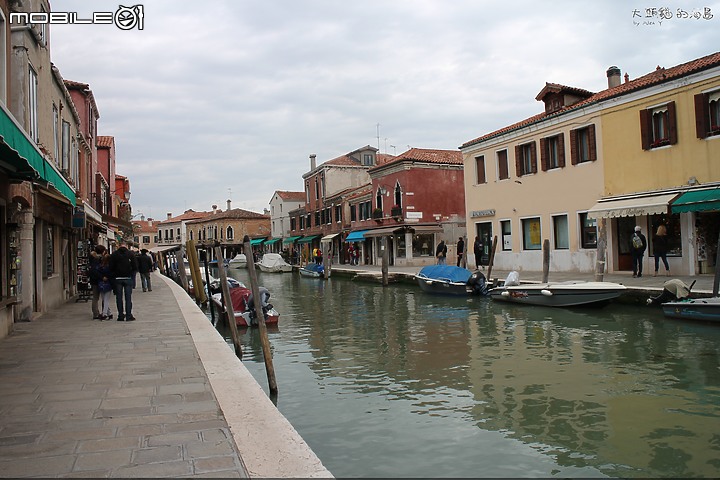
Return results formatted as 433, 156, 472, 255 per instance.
461, 50, 720, 149
275, 191, 305, 202
132, 219, 158, 232
186, 208, 269, 224
369, 148, 462, 172
535, 82, 594, 101
97, 136, 114, 148
159, 209, 211, 224
64, 80, 100, 118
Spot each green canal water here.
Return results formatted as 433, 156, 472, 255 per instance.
207, 268, 720, 478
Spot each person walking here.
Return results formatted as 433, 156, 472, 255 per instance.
436, 240, 447, 265
109, 241, 138, 321
456, 237, 465, 267
653, 224, 670, 276
88, 244, 106, 319
96, 253, 114, 320
630, 225, 647, 278
473, 236, 484, 270
138, 248, 154, 292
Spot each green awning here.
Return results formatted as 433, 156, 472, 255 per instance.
265, 238, 281, 245
283, 235, 303, 244
250, 238, 266, 245
0, 105, 75, 205
297, 235, 320, 244
671, 188, 720, 213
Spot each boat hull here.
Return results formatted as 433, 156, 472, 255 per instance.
257, 264, 293, 273
489, 282, 626, 307
416, 277, 471, 295
210, 294, 280, 327
661, 297, 720, 322
299, 268, 323, 278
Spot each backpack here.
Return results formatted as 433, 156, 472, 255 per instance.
632, 234, 643, 250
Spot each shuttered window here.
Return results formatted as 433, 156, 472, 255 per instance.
475, 155, 486, 184
640, 101, 677, 149
570, 125, 597, 164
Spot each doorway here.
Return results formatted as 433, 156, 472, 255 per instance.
616, 216, 636, 271
475, 222, 493, 266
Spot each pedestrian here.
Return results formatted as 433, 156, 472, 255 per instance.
109, 240, 138, 321
653, 224, 670, 276
436, 240, 447, 265
130, 247, 139, 289
88, 244, 106, 319
138, 248, 154, 292
630, 225, 647, 278
96, 253, 114, 320
316, 247, 323, 265
473, 236, 484, 270
352, 243, 359, 265
456, 237, 465, 267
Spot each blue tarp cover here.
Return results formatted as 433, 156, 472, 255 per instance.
417, 265, 472, 283
303, 263, 324, 273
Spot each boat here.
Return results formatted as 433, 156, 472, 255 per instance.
488, 271, 626, 307
661, 297, 720, 322
415, 265, 488, 295
208, 258, 229, 268
299, 263, 325, 278
209, 279, 280, 327
228, 254, 247, 269
256, 253, 293, 273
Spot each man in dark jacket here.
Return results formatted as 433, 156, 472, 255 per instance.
473, 236, 484, 270
138, 249, 153, 292
109, 241, 138, 321
436, 240, 447, 265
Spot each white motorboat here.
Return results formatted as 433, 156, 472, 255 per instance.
256, 253, 293, 273
228, 254, 247, 269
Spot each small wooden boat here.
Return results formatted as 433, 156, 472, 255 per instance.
256, 253, 293, 273
299, 263, 324, 278
661, 297, 720, 322
415, 265, 488, 295
228, 254, 247, 269
209, 279, 279, 327
489, 272, 626, 307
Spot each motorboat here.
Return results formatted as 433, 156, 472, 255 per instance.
661, 297, 720, 322
209, 278, 279, 327
299, 263, 325, 278
489, 271, 626, 307
228, 254, 247, 269
256, 253, 293, 273
415, 265, 488, 295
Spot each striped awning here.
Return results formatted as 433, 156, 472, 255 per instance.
587, 192, 679, 219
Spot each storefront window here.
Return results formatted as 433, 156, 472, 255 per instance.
579, 213, 597, 249
412, 234, 433, 257
397, 235, 406, 258
521, 217, 542, 250
650, 213, 682, 256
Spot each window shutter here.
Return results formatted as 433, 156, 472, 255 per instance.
569, 129, 578, 165
694, 93, 709, 139
475, 156, 486, 184
540, 138, 548, 171
557, 133, 566, 167
514, 145, 522, 176
530, 141, 538, 173
588, 124, 597, 162
640, 109, 651, 150
667, 101, 678, 145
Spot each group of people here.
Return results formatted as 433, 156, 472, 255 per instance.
87, 241, 156, 322
347, 243, 360, 265
630, 224, 670, 278
436, 236, 486, 269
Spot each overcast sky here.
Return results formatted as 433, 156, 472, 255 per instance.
49, 1, 720, 221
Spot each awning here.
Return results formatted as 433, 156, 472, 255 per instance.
344, 230, 368, 242
320, 233, 339, 243
408, 225, 443, 234
150, 245, 180, 254
364, 227, 403, 237
283, 235, 303, 244
297, 235, 320, 244
264, 238, 281, 245
587, 192, 679, 219
250, 238, 266, 246
671, 188, 720, 213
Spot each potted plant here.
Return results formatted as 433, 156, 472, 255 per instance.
372, 208, 383, 220
391, 204, 402, 218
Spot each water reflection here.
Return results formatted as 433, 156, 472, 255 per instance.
211, 268, 720, 478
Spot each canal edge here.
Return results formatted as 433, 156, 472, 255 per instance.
158, 274, 334, 478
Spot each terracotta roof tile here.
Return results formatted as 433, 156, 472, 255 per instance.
461, 50, 720, 149
369, 148, 462, 172
186, 208, 269, 223
276, 191, 305, 201
97, 136, 114, 148
159, 210, 211, 224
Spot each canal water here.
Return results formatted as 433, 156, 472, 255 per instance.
206, 268, 720, 478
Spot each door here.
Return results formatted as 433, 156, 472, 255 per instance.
616, 216, 636, 271
475, 222, 493, 266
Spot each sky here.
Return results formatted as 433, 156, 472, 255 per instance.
48, 1, 720, 221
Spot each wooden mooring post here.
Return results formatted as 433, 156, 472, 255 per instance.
176, 246, 189, 292
201, 248, 216, 325
381, 236, 389, 286
486, 235, 498, 281
542, 239, 550, 283
243, 235, 278, 397
214, 246, 242, 359
186, 240, 207, 304
322, 240, 331, 279
594, 218, 607, 282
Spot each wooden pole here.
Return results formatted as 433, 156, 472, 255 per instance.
202, 247, 216, 325
176, 246, 189, 292
486, 235, 498, 281
594, 218, 607, 282
460, 235, 467, 269
214, 246, 242, 358
713, 229, 720, 297
542, 238, 550, 283
322, 240, 330, 279
381, 236, 389, 286
243, 235, 278, 396
186, 240, 207, 304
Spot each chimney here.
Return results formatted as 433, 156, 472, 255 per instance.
624, 73, 630, 83
227, 199, 232, 211
166, 212, 172, 220
212, 204, 218, 213
264, 208, 270, 216
310, 154, 316, 171
140, 214, 145, 221
607, 66, 621, 88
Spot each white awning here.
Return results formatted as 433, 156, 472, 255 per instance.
587, 192, 680, 219
320, 233, 340, 243
150, 245, 180, 254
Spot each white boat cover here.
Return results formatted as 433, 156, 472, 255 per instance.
260, 253, 291, 268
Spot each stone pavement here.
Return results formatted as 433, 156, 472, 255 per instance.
0, 273, 332, 478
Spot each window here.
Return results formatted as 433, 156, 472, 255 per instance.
475, 155, 486, 184
521, 217, 542, 250
28, 66, 38, 141
61, 120, 70, 172
570, 125, 597, 164
515, 142, 537, 176
376, 189, 383, 212
541, 134, 565, 170
335, 205, 341, 223
142, 235, 150, 244
45, 226, 54, 277
290, 217, 296, 231
315, 179, 319, 200
315, 211, 320, 226
394, 182, 402, 207
350, 204, 357, 222
189, 231, 194, 241
362, 154, 374, 166
497, 150, 509, 180
579, 213, 597, 249
649, 214, 682, 256
552, 215, 569, 249
694, 91, 720, 138
640, 102, 677, 149
501, 220, 512, 251
412, 234, 434, 257
53, 105, 59, 162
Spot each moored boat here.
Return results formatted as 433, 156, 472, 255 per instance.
661, 297, 720, 322
489, 272, 626, 307
256, 253, 293, 273
299, 263, 324, 278
228, 254, 247, 269
209, 279, 279, 327
415, 265, 488, 295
